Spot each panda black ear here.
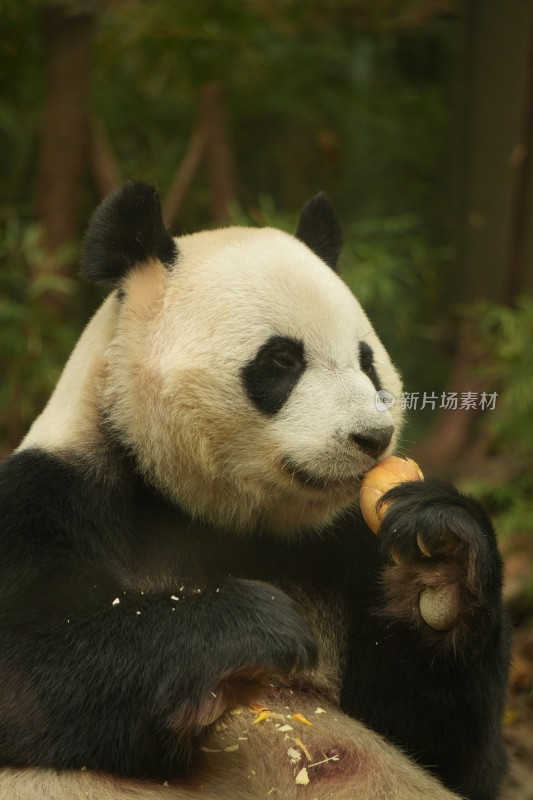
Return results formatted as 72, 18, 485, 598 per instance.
295, 192, 343, 272
80, 181, 178, 287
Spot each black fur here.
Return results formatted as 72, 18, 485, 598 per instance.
241, 335, 306, 416
0, 190, 510, 796
349, 425, 393, 457
0, 443, 510, 797
344, 479, 510, 800
295, 192, 343, 271
359, 341, 381, 391
80, 182, 178, 288
0, 448, 316, 777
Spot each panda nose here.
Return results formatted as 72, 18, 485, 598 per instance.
350, 426, 394, 458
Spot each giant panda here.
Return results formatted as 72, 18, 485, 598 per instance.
0, 183, 510, 800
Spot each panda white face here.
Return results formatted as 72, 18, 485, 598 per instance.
104, 224, 403, 535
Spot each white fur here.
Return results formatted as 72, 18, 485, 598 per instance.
103, 226, 403, 533
0, 694, 459, 799
19, 295, 118, 453
5, 222, 457, 800
20, 226, 403, 535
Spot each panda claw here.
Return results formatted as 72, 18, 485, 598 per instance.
391, 549, 403, 565
416, 532, 432, 558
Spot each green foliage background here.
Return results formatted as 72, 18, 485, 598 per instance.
0, 0, 531, 537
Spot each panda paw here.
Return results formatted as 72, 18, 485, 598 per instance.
191, 580, 317, 727
376, 478, 503, 640
232, 579, 318, 676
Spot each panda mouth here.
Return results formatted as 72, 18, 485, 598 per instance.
281, 457, 360, 492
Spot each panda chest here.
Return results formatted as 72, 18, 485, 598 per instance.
123, 504, 349, 699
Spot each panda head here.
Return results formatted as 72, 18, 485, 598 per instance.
79, 182, 403, 534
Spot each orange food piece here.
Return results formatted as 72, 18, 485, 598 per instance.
249, 702, 271, 713
360, 456, 423, 534
290, 713, 313, 726
252, 711, 286, 725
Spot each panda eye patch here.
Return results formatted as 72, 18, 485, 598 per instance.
241, 335, 306, 416
359, 341, 374, 374
359, 341, 382, 391
268, 348, 302, 371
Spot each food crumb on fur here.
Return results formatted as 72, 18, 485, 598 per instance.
287, 747, 302, 764
291, 713, 313, 726
308, 754, 340, 768
293, 737, 312, 761
295, 767, 310, 785
253, 710, 285, 724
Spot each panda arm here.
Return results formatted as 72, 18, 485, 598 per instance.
0, 449, 316, 778
338, 481, 510, 800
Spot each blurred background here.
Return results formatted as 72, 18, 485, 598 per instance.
0, 0, 532, 794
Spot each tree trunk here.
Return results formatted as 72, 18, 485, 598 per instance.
450, 0, 533, 306
90, 119, 122, 200
36, 2, 94, 259
204, 83, 235, 223
162, 93, 211, 229
507, 12, 533, 303
163, 83, 235, 229
415, 0, 533, 472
